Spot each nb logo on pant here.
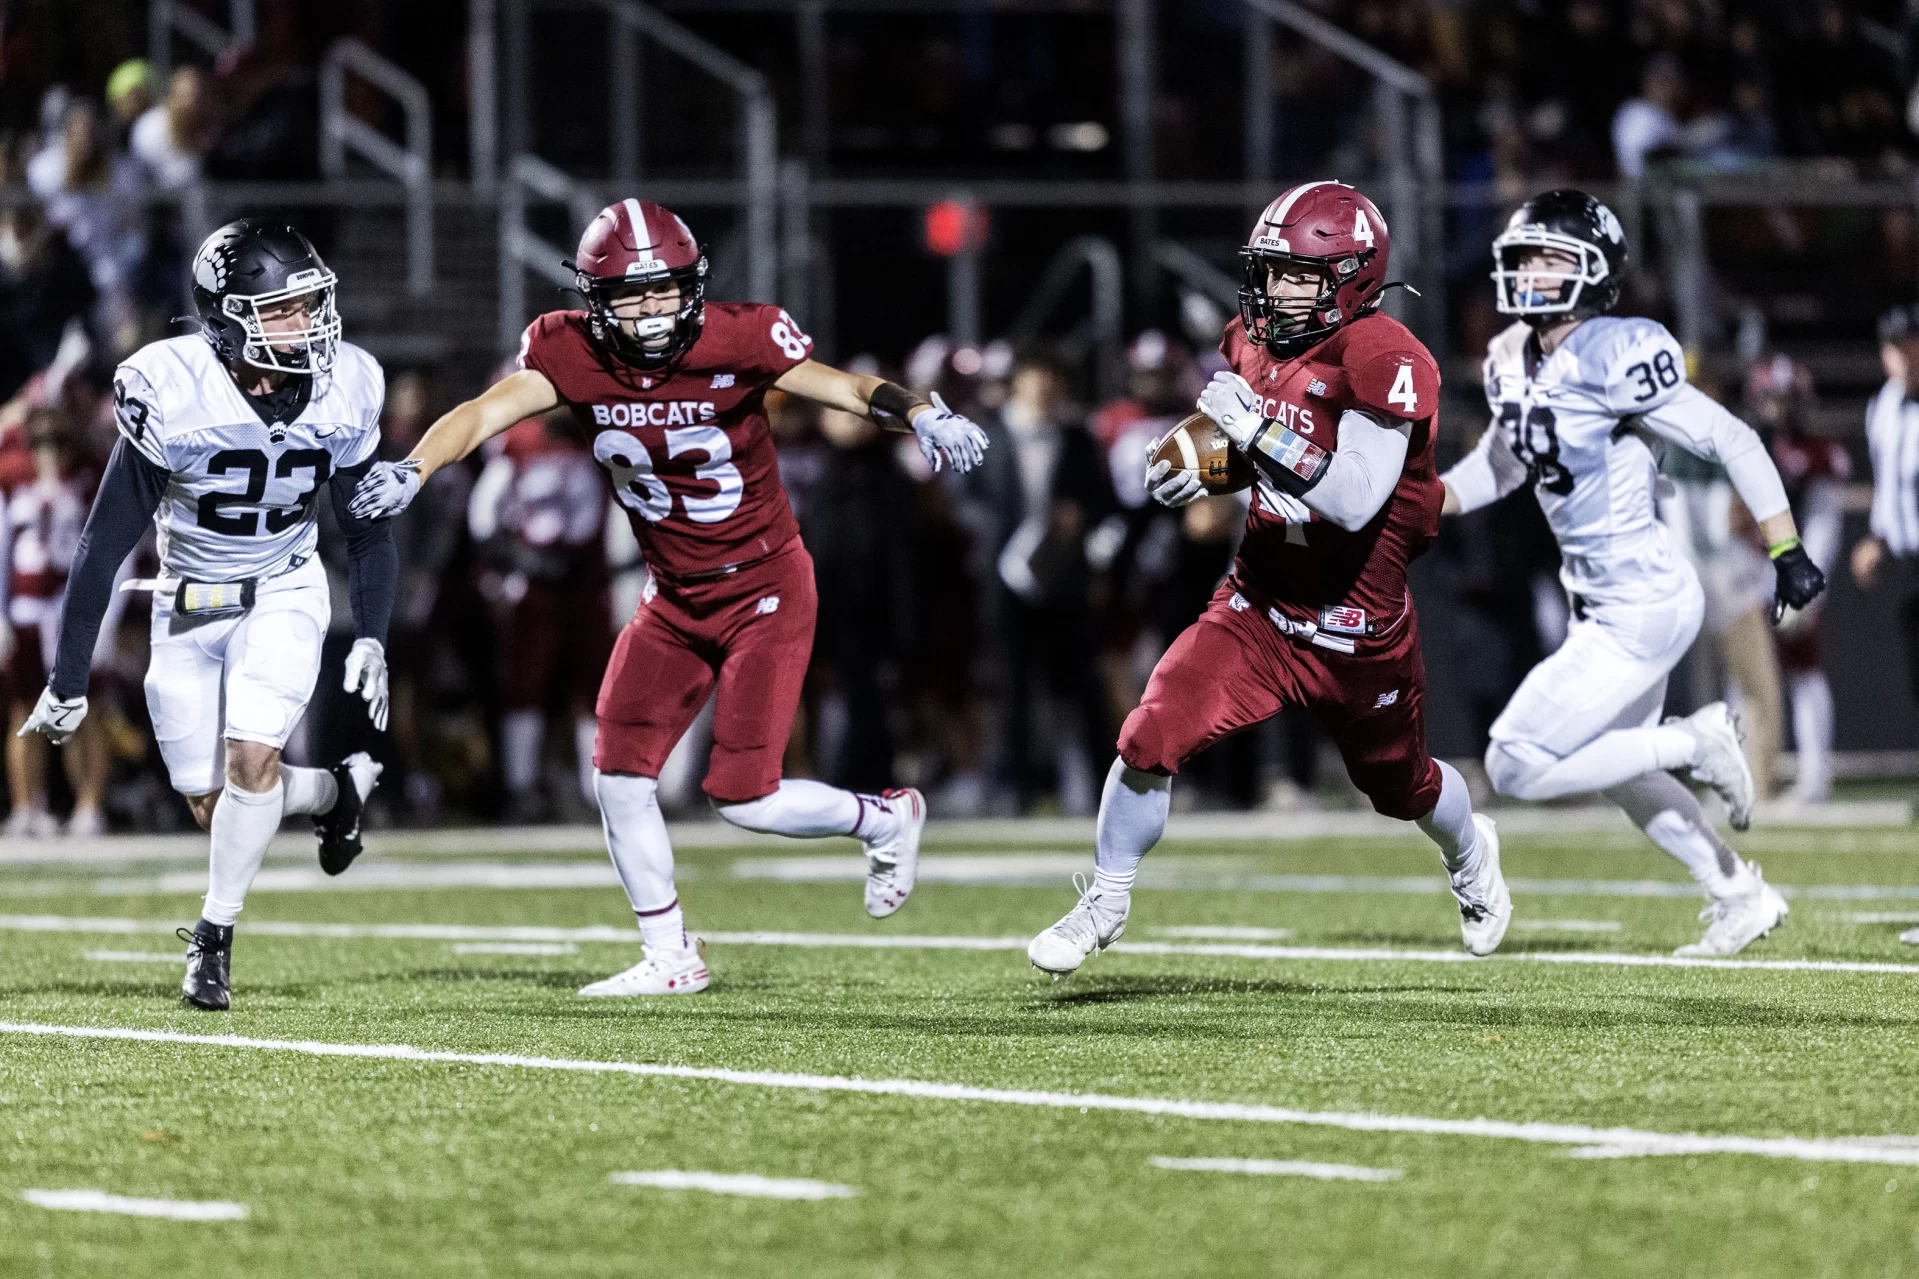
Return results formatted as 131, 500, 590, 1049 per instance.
1374, 689, 1399, 709
755, 596, 780, 615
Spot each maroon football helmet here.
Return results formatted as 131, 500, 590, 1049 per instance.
574, 198, 708, 369
1238, 181, 1392, 356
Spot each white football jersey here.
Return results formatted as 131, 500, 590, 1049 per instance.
112, 336, 383, 582
1480, 315, 1694, 605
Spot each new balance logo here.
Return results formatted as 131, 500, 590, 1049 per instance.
1374, 689, 1399, 709
755, 596, 781, 615
712, 373, 736, 389
1307, 379, 1328, 396
1228, 593, 1249, 612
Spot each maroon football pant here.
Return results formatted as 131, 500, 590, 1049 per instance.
502, 581, 614, 711
594, 538, 816, 804
1119, 581, 1442, 820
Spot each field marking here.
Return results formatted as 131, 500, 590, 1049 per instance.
1150, 1156, 1401, 1182
8, 916, 1919, 975
1152, 926, 1295, 940
21, 1189, 247, 1221
609, 1170, 855, 1200
449, 942, 579, 956
1510, 920, 1622, 933
84, 950, 183, 963
3, 1021, 1917, 1169
1846, 913, 1919, 924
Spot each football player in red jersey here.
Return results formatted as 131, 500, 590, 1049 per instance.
351, 199, 988, 996
1028, 181, 1510, 974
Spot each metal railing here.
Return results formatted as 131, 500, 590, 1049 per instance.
320, 39, 435, 297
1008, 237, 1126, 401
497, 0, 779, 316
149, 0, 254, 80
499, 155, 602, 348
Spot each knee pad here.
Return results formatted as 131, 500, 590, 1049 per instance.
1483, 739, 1555, 801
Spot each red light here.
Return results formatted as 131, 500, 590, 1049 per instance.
925, 201, 987, 257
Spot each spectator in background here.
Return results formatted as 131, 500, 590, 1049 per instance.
960, 352, 1119, 814
1748, 353, 1847, 804
1854, 305, 1919, 705
104, 60, 154, 149
1612, 53, 1688, 178
2, 406, 110, 837
25, 98, 145, 352
0, 199, 95, 402
131, 67, 216, 192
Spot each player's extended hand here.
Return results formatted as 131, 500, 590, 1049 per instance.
343, 638, 390, 731
347, 459, 423, 521
1771, 543, 1827, 623
911, 393, 989, 473
17, 686, 87, 746
1197, 371, 1265, 448
1145, 456, 1205, 508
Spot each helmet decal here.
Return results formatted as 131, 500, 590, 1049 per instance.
1237, 180, 1392, 357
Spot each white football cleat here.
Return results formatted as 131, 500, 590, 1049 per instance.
1670, 701, 1755, 831
62, 806, 106, 839
1901, 928, 1919, 946
4, 805, 56, 840
1675, 866, 1788, 957
577, 946, 709, 996
863, 787, 926, 918
1028, 874, 1129, 975
1450, 814, 1511, 956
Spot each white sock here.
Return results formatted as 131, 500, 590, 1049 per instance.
280, 765, 339, 817
1092, 760, 1169, 896
636, 899, 690, 955
202, 780, 285, 926
716, 778, 882, 840
502, 709, 543, 794
1490, 725, 1696, 801
575, 715, 599, 808
594, 770, 680, 918
1790, 671, 1833, 802
1605, 772, 1750, 898
1415, 760, 1481, 879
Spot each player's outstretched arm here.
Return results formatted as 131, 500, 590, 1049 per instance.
773, 359, 988, 473
330, 461, 399, 730
348, 369, 560, 520
20, 440, 166, 743
1441, 420, 1529, 515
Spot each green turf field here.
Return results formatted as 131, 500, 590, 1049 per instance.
5, 824, 1919, 1278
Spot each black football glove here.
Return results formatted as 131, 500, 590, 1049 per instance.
1770, 542, 1826, 623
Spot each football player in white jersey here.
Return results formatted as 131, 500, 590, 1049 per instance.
19, 219, 395, 1008
1442, 190, 1826, 956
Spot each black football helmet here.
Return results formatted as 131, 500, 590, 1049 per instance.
1491, 189, 1628, 323
191, 218, 341, 374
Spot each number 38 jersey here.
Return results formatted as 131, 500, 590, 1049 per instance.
112, 337, 383, 582
1480, 315, 1691, 604
517, 301, 811, 580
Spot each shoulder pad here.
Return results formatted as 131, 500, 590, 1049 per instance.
1346, 339, 1440, 422
1586, 316, 1687, 415
110, 350, 185, 468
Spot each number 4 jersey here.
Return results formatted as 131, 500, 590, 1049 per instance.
112, 336, 384, 582
517, 302, 812, 581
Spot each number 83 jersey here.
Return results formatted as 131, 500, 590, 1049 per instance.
1481, 315, 1692, 605
112, 336, 383, 582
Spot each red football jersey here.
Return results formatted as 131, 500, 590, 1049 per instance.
1771, 433, 1850, 508
2, 452, 99, 605
518, 301, 813, 579
1220, 311, 1444, 636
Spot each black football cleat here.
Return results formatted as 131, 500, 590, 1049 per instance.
179, 920, 232, 1011
315, 753, 378, 876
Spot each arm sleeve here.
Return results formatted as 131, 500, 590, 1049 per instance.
49, 440, 166, 698
330, 457, 399, 645
1638, 386, 1790, 523
1441, 420, 1530, 514
1297, 410, 1412, 533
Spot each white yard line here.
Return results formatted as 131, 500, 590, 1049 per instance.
2, 1021, 1915, 1168
1510, 920, 1622, 933
7, 915, 1919, 975
609, 1170, 855, 1200
1844, 912, 1919, 924
83, 951, 183, 963
1153, 926, 1296, 940
1149, 1156, 1401, 1182
449, 942, 578, 956
21, 1189, 247, 1221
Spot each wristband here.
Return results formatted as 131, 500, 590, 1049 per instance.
1244, 417, 1331, 496
1768, 536, 1801, 560
869, 381, 930, 432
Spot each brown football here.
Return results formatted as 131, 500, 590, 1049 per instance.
1151, 411, 1255, 494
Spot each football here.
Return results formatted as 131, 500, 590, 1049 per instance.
1151, 410, 1255, 494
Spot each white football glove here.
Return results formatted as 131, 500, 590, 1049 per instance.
910, 392, 989, 473
1197, 370, 1266, 449
1145, 456, 1205, 508
347, 459, 423, 521
18, 686, 87, 746
342, 638, 390, 731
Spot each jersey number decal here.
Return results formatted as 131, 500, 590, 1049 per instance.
769, 310, 810, 363
1499, 403, 1573, 496
593, 426, 744, 525
1626, 350, 1680, 402
1387, 363, 1419, 413
1351, 210, 1375, 249
113, 381, 152, 442
196, 448, 332, 537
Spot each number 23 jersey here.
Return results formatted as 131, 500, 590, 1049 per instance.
1480, 315, 1691, 603
518, 302, 812, 580
112, 336, 383, 583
